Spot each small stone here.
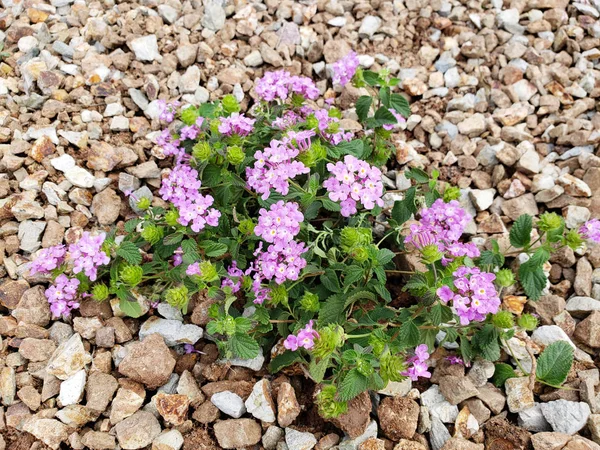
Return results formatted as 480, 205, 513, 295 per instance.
469, 189, 496, 211
378, 397, 419, 441
152, 429, 184, 450
139, 317, 203, 346
114, 411, 162, 449
540, 400, 590, 435
245, 379, 275, 422
23, 418, 68, 450
0, 367, 16, 406
505, 377, 535, 413
155, 393, 190, 426
46, 334, 92, 380
421, 385, 459, 423
130, 36, 161, 62
110, 380, 146, 424
285, 428, 317, 450
202, 1, 226, 31
118, 334, 176, 389
278, 381, 301, 427
17, 385, 41, 411
574, 311, 600, 348
457, 114, 486, 137
211, 391, 246, 418
85, 371, 118, 412
213, 419, 262, 449
58, 369, 86, 406
263, 426, 284, 450
358, 16, 382, 39
19, 337, 55, 362
518, 403, 552, 432
81, 431, 116, 450
439, 376, 479, 405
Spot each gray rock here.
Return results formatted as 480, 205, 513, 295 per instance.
337, 420, 377, 450
421, 385, 458, 423
114, 410, 162, 449
211, 391, 246, 418
429, 415, 451, 450
18, 220, 46, 253
130, 36, 160, 62
531, 325, 576, 349
540, 400, 591, 435
221, 347, 265, 371
138, 317, 203, 347
263, 426, 284, 450
202, 0, 226, 31
518, 403, 552, 431
245, 379, 276, 422
152, 430, 184, 450
358, 16, 381, 39
567, 296, 600, 318
285, 428, 317, 450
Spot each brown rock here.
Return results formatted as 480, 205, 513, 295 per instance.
441, 438, 484, 450
86, 371, 118, 412
30, 136, 56, 162
393, 440, 427, 450
0, 279, 29, 309
574, 257, 593, 297
439, 376, 479, 405
17, 385, 41, 410
530, 432, 570, 450
192, 400, 220, 424
360, 437, 386, 450
213, 419, 262, 449
92, 188, 121, 225
330, 391, 371, 439
277, 381, 300, 427
155, 393, 190, 426
114, 410, 162, 449
110, 379, 146, 424
118, 334, 176, 389
501, 194, 539, 221
201, 381, 253, 400
18, 338, 56, 362
529, 295, 566, 325
378, 396, 420, 441
12, 286, 51, 326
574, 311, 600, 348
81, 431, 116, 450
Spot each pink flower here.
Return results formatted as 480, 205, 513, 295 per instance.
331, 51, 359, 87
69, 232, 110, 281
255, 71, 319, 102
401, 344, 431, 381
580, 219, 600, 243
45, 274, 81, 318
284, 320, 319, 351
218, 113, 256, 137
28, 245, 66, 276
186, 262, 201, 276
446, 355, 464, 365
173, 247, 183, 267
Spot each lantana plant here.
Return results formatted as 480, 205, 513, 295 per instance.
29, 52, 599, 416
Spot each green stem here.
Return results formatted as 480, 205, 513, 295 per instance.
346, 333, 372, 339
503, 338, 529, 376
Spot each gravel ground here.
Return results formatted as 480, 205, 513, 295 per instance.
1, 0, 600, 449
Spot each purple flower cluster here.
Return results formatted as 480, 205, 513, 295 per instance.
156, 129, 184, 160
312, 109, 354, 145
256, 240, 308, 284
401, 344, 431, 381
45, 274, 80, 318
580, 219, 600, 243
221, 262, 243, 293
218, 113, 256, 137
186, 262, 201, 276
159, 164, 220, 232
180, 117, 204, 140
246, 138, 310, 200
405, 199, 479, 263
158, 100, 180, 123
255, 71, 320, 102
323, 155, 384, 217
437, 266, 500, 325
284, 320, 319, 351
69, 232, 110, 282
331, 51, 360, 87
28, 244, 66, 276
254, 201, 304, 247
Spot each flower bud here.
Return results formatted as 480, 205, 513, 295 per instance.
120, 265, 143, 286
328, 108, 342, 119
351, 246, 370, 263
136, 197, 151, 211
443, 186, 461, 202
192, 141, 212, 161
496, 269, 515, 288
226, 145, 245, 165
165, 209, 180, 227
180, 106, 199, 126
238, 219, 255, 235
210, 119, 221, 134
165, 285, 189, 311
564, 229, 584, 251
199, 261, 219, 283
299, 292, 320, 312
312, 324, 345, 359
420, 244, 443, 264
538, 212, 564, 232
141, 224, 164, 245
306, 115, 319, 130
91, 283, 109, 302
517, 313, 539, 331
492, 310, 515, 329
380, 351, 407, 383
270, 285, 288, 306
340, 227, 372, 253
221, 95, 240, 114
316, 385, 348, 419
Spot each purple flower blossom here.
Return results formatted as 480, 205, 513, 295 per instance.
401, 344, 431, 381
158, 100, 180, 123
284, 320, 319, 351
180, 125, 201, 140
218, 113, 256, 137
256, 240, 308, 284
186, 262, 201, 276
221, 261, 243, 293
254, 201, 304, 248
155, 129, 184, 160
445, 355, 464, 365
246, 139, 310, 200
28, 245, 67, 276
159, 164, 220, 232
311, 109, 354, 145
255, 71, 319, 102
69, 232, 110, 281
323, 155, 384, 217
382, 109, 407, 131
45, 274, 80, 318
580, 219, 600, 243
438, 266, 500, 325
331, 51, 359, 87
173, 247, 183, 267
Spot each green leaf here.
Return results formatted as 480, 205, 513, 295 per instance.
124, 219, 142, 233
181, 239, 201, 261
318, 294, 346, 324
119, 298, 143, 318
510, 215, 533, 248
321, 270, 342, 293
519, 265, 547, 301
405, 168, 429, 184
492, 363, 517, 387
343, 290, 377, 309
479, 250, 505, 269
379, 87, 391, 108
397, 320, 420, 348
472, 324, 501, 361
391, 187, 417, 225
163, 233, 184, 246
116, 242, 142, 265
362, 70, 381, 86
377, 249, 395, 265
390, 93, 411, 118
322, 198, 341, 212
309, 357, 330, 383
536, 341, 574, 387
338, 368, 369, 401
230, 333, 261, 359
270, 351, 301, 373
355, 96, 372, 122
430, 303, 453, 326
460, 335, 473, 363
336, 140, 364, 158
344, 266, 365, 287
373, 106, 397, 126
199, 241, 228, 257
304, 200, 322, 221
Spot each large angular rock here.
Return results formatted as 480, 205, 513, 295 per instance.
213, 419, 262, 449
23, 418, 69, 449
118, 334, 176, 389
138, 317, 203, 346
114, 410, 162, 449
378, 396, 420, 441
46, 334, 92, 380
86, 371, 118, 412
245, 379, 276, 423
540, 400, 590, 435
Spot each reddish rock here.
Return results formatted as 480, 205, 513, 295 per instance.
117, 334, 176, 389
378, 396, 420, 441
155, 393, 190, 426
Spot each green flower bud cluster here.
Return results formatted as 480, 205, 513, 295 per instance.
136, 197, 151, 211
238, 219, 255, 235
538, 212, 564, 232
192, 141, 212, 161
420, 244, 443, 264
226, 145, 245, 165
312, 325, 345, 359
199, 261, 219, 283
180, 106, 199, 125
517, 313, 539, 331
165, 285, 189, 311
270, 284, 288, 306
165, 209, 180, 227
380, 351, 407, 383
564, 229, 584, 251
340, 227, 372, 253
316, 385, 347, 419
91, 283, 109, 302
496, 268, 515, 288
221, 94, 240, 114
443, 186, 461, 202
120, 265, 144, 287
305, 115, 319, 130
141, 224, 164, 245
492, 310, 515, 329
297, 141, 327, 167
299, 292, 320, 313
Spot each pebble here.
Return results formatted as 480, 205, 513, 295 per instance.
540, 400, 591, 435
211, 391, 246, 418
58, 369, 86, 406
245, 379, 276, 422
213, 419, 262, 449
130, 35, 161, 61
138, 317, 203, 346
114, 410, 162, 449
285, 428, 317, 450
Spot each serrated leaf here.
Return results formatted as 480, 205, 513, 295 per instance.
338, 368, 369, 401
322, 198, 341, 212
430, 303, 453, 326
377, 248, 395, 265
321, 270, 341, 293
270, 351, 301, 373
362, 70, 381, 86
124, 219, 142, 233
479, 250, 505, 269
336, 139, 364, 158
379, 87, 391, 108
390, 93, 411, 118
510, 215, 533, 248
119, 298, 143, 318
397, 320, 420, 348
163, 233, 184, 246
318, 294, 346, 325
373, 106, 397, 126
519, 265, 547, 301
356, 96, 372, 122
536, 341, 574, 387
492, 363, 517, 387
343, 290, 377, 309
116, 242, 142, 265
405, 168, 429, 184
199, 241, 228, 257
230, 333, 260, 359
309, 357, 330, 383
344, 266, 365, 287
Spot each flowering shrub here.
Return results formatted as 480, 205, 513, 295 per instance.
30, 54, 598, 416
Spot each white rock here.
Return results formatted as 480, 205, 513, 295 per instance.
221, 347, 265, 371
130, 35, 161, 61
531, 325, 576, 349
202, 0, 226, 31
518, 403, 552, 432
58, 369, 86, 406
110, 116, 130, 131
328, 17, 347, 27
138, 317, 203, 347
378, 379, 412, 396
104, 103, 124, 117
469, 189, 496, 211
358, 16, 381, 38
157, 303, 184, 321
18, 220, 46, 253
337, 420, 377, 450
152, 430, 184, 450
244, 50, 263, 67
512, 79, 537, 102
421, 385, 459, 423
541, 400, 590, 435
564, 205, 591, 229
245, 379, 276, 422
566, 296, 600, 318
46, 334, 92, 380
429, 415, 451, 450
26, 126, 59, 144
18, 36, 39, 53
50, 154, 76, 172
285, 428, 317, 450
211, 391, 246, 418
